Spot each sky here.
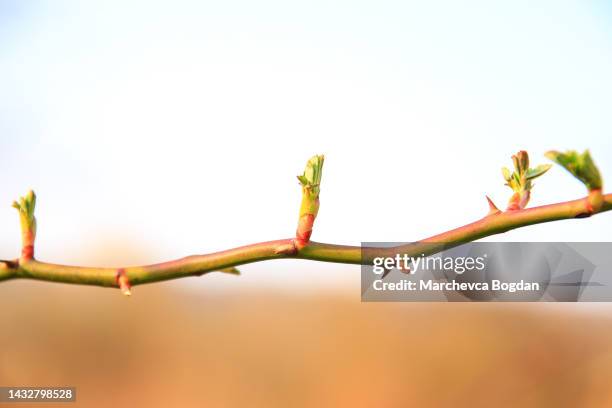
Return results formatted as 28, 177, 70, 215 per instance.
0, 0, 611, 291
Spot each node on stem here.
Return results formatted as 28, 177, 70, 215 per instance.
116, 269, 132, 296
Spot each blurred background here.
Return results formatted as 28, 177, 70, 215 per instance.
1, 0, 611, 406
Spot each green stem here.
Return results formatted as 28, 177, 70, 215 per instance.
3, 193, 610, 289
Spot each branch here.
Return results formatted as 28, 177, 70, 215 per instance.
1, 150, 610, 295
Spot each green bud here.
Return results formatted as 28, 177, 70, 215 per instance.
514, 150, 529, 176
296, 155, 325, 249
545, 150, 602, 191
502, 151, 551, 194
297, 155, 324, 193
12, 190, 37, 259
297, 155, 324, 217
502, 151, 551, 210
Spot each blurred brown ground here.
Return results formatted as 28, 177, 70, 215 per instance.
2, 280, 612, 408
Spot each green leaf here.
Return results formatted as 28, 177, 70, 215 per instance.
525, 164, 552, 180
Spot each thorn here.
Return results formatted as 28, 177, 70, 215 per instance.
219, 267, 241, 275
116, 268, 132, 297
382, 264, 411, 279
399, 264, 412, 274
486, 196, 501, 215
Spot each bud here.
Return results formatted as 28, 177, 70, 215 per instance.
546, 149, 603, 212
295, 155, 324, 249
545, 150, 602, 191
502, 151, 551, 211
12, 190, 37, 260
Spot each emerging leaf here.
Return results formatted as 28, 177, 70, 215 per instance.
526, 164, 553, 181
13, 190, 36, 216
297, 174, 309, 186
514, 150, 529, 176
545, 150, 602, 191
502, 151, 551, 194
502, 151, 551, 210
297, 155, 324, 194
502, 167, 512, 183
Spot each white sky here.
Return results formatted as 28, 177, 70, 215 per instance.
0, 0, 611, 291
